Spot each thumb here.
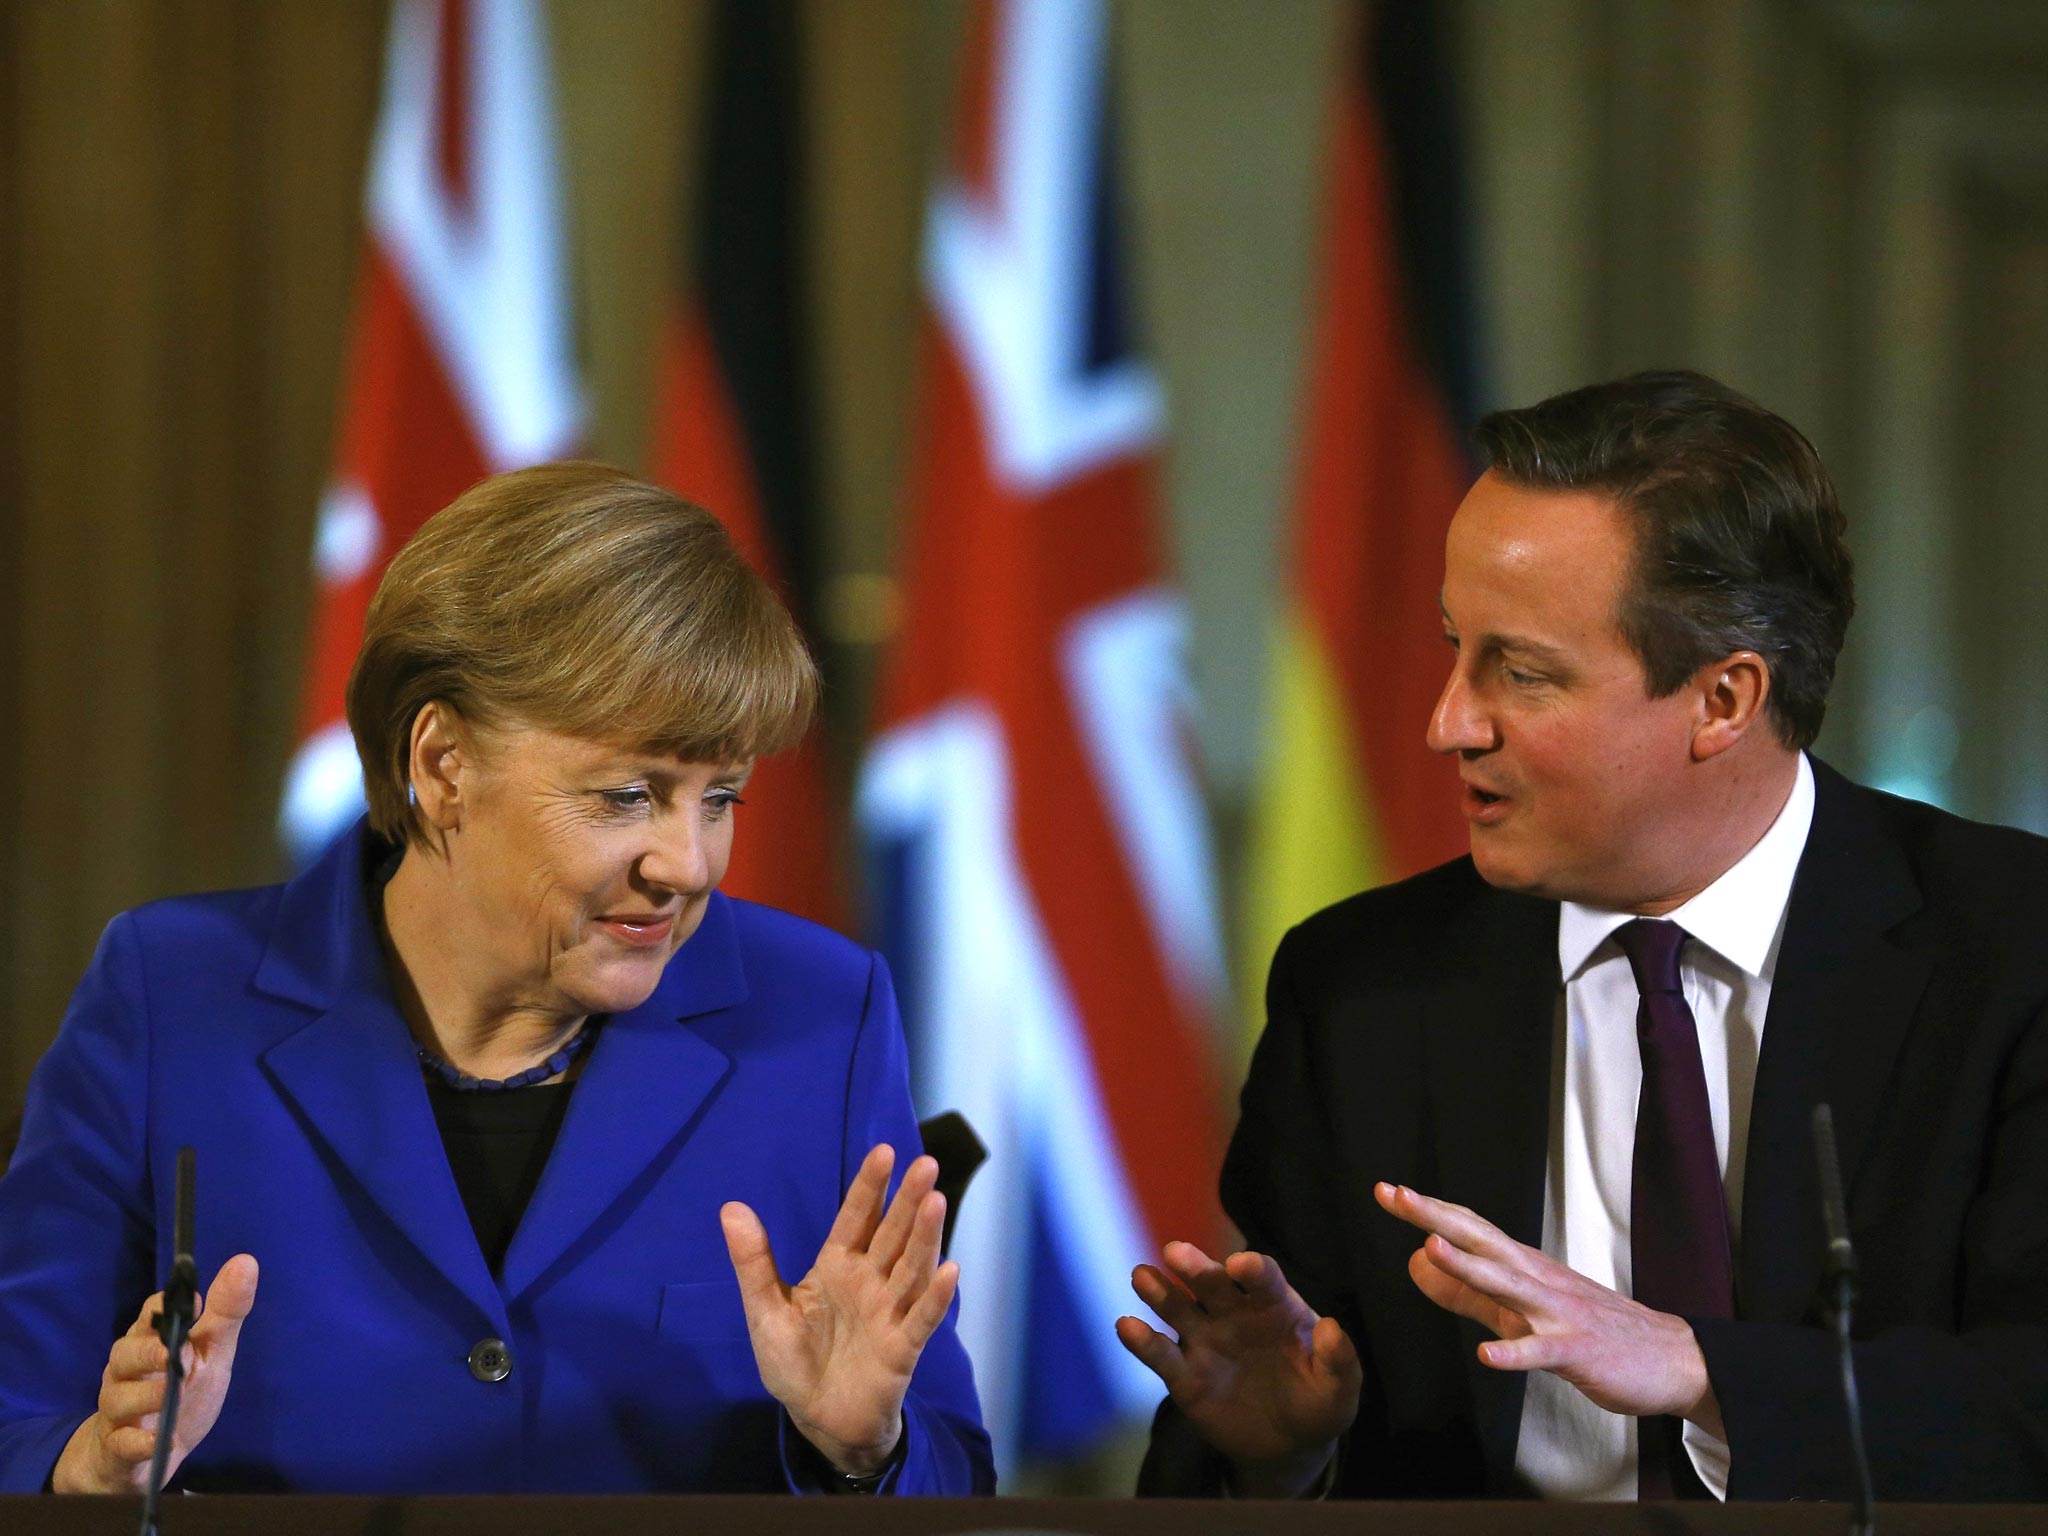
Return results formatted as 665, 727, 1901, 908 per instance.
719, 1202, 786, 1322
1311, 1314, 1362, 1392
191, 1254, 259, 1350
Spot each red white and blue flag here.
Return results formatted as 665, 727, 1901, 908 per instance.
281, 0, 582, 861
858, 0, 1225, 1471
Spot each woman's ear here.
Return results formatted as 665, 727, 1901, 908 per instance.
406, 702, 471, 832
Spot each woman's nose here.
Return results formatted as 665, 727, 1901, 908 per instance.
638, 819, 711, 896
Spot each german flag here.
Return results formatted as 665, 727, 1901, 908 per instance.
1241, 0, 1481, 1048
649, 0, 841, 928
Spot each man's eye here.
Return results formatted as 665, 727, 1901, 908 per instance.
1441, 632, 1460, 651
1503, 664, 1541, 687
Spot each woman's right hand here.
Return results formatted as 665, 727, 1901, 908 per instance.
51, 1254, 259, 1494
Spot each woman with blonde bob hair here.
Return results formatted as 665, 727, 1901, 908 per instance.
0, 464, 993, 1496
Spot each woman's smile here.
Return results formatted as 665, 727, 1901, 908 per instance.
592, 911, 677, 948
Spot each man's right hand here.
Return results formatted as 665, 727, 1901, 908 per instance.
1116, 1242, 1361, 1497
51, 1254, 258, 1494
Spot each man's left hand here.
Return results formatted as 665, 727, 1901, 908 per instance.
1375, 1182, 1724, 1438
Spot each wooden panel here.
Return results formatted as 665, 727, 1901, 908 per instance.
1, 0, 385, 1107
1460, 0, 1605, 404
12, 0, 177, 1085
807, 0, 943, 741
243, 0, 386, 829
552, 0, 699, 475
1120, 0, 1338, 799
0, 3, 21, 1101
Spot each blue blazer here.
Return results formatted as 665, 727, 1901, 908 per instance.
0, 824, 993, 1494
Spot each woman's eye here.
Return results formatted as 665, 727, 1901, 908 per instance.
599, 787, 652, 812
704, 791, 746, 820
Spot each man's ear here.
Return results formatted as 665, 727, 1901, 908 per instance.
406, 702, 473, 832
1691, 651, 1771, 762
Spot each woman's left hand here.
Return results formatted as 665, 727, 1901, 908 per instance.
720, 1144, 957, 1477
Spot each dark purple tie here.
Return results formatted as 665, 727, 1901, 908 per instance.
1614, 918, 1734, 1500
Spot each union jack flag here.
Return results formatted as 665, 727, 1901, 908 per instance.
281, 0, 582, 860
858, 0, 1225, 1473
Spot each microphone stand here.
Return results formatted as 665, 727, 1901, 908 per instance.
139, 1148, 197, 1536
1811, 1105, 1876, 1536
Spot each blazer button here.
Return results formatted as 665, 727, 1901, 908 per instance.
467, 1337, 512, 1383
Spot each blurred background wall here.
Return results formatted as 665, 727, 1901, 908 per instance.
3, 0, 2046, 1383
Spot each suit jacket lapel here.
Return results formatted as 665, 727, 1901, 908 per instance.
256, 825, 503, 1316
1739, 760, 1931, 1322
1421, 878, 1560, 1484
497, 894, 745, 1301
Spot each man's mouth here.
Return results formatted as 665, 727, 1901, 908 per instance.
1461, 782, 1510, 822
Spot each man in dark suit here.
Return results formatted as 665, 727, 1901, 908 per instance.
1121, 371, 2048, 1501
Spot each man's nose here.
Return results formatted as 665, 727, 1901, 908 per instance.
1426, 666, 1494, 755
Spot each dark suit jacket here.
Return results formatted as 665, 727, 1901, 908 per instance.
1141, 761, 2048, 1499
0, 821, 993, 1494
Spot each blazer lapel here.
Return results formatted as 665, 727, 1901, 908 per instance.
497, 894, 746, 1301
1421, 880, 1561, 1484
256, 825, 503, 1316
1739, 761, 1931, 1323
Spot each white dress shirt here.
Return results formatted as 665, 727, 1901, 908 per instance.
1512, 753, 1816, 1500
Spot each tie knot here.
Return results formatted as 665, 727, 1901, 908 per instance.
1614, 917, 1687, 998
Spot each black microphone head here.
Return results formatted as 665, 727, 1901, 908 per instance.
173, 1145, 196, 1264
1811, 1106, 1846, 1235
1811, 1103, 1858, 1285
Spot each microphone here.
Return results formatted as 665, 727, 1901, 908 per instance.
1811, 1105, 1875, 1536
140, 1148, 198, 1536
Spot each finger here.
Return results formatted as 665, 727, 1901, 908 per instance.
1220, 1249, 1302, 1310
99, 1424, 156, 1468
888, 1191, 946, 1309
99, 1373, 168, 1428
1418, 1231, 1543, 1315
1311, 1314, 1364, 1393
1130, 1263, 1201, 1334
125, 1292, 166, 1339
822, 1144, 894, 1255
190, 1254, 260, 1351
869, 1154, 940, 1275
107, 1334, 170, 1381
901, 1259, 959, 1352
1407, 1246, 1515, 1336
1114, 1314, 1189, 1393
719, 1201, 788, 1323
1375, 1183, 1518, 1262
1476, 1333, 1562, 1373
1160, 1240, 1247, 1316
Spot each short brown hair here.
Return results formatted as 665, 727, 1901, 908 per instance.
346, 462, 820, 846
1474, 370, 1854, 749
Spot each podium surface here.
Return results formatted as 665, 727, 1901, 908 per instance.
1, 1499, 2040, 1534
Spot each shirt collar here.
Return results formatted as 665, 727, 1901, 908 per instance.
1557, 752, 1816, 982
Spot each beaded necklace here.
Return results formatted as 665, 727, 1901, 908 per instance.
416, 1019, 599, 1093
